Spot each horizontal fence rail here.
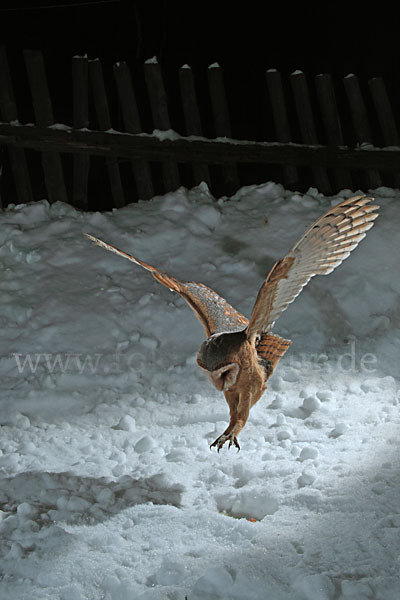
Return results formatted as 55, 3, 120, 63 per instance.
1, 45, 400, 210
1, 122, 400, 169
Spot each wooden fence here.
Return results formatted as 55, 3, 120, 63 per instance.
0, 45, 400, 210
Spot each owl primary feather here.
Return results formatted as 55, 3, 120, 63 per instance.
85, 195, 379, 452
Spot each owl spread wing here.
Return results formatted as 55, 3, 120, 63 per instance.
246, 195, 379, 341
84, 233, 248, 337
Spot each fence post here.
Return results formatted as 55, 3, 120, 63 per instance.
0, 46, 33, 206
72, 55, 90, 209
179, 64, 211, 188
23, 49, 68, 204
265, 69, 297, 188
207, 63, 240, 195
113, 61, 154, 200
290, 70, 331, 194
315, 73, 352, 191
343, 73, 381, 189
89, 58, 125, 208
144, 56, 180, 193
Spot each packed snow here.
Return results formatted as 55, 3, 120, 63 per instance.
0, 181, 399, 600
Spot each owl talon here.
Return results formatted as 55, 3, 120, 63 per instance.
210, 433, 240, 452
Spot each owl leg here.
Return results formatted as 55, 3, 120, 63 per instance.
210, 391, 250, 452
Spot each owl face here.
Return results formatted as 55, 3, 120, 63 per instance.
198, 361, 240, 391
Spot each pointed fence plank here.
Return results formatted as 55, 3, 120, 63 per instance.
144, 57, 180, 193
369, 77, 399, 144
343, 73, 381, 189
265, 69, 297, 187
207, 63, 240, 194
72, 55, 90, 209
179, 64, 211, 187
290, 70, 331, 194
113, 61, 154, 200
0, 46, 17, 121
89, 58, 125, 208
368, 77, 400, 186
24, 50, 68, 205
0, 46, 33, 206
315, 73, 352, 190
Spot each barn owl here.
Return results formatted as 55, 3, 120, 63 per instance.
85, 195, 379, 452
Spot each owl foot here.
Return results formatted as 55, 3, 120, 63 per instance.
210, 433, 240, 453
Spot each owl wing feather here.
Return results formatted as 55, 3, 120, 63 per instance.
246, 195, 379, 341
84, 233, 248, 337
256, 333, 292, 377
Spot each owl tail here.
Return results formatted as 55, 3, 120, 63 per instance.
256, 333, 291, 372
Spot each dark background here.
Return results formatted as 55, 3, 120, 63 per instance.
1, 1, 398, 77
0, 0, 399, 206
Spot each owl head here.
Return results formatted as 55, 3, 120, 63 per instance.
196, 329, 247, 391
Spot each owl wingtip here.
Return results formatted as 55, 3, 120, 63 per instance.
84, 232, 102, 246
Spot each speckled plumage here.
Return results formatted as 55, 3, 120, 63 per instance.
85, 194, 379, 452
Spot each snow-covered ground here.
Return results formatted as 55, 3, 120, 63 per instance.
0, 181, 399, 600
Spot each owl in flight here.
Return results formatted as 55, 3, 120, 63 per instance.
85, 195, 378, 452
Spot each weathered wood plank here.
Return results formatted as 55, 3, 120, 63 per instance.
207, 63, 240, 194
113, 61, 154, 200
179, 64, 211, 187
369, 77, 399, 144
23, 49, 68, 204
2, 123, 400, 172
0, 46, 18, 121
72, 55, 90, 209
343, 73, 381, 189
315, 73, 352, 190
144, 57, 180, 192
290, 70, 331, 193
0, 46, 33, 206
369, 76, 400, 187
24, 50, 54, 126
265, 69, 297, 187
89, 58, 124, 208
